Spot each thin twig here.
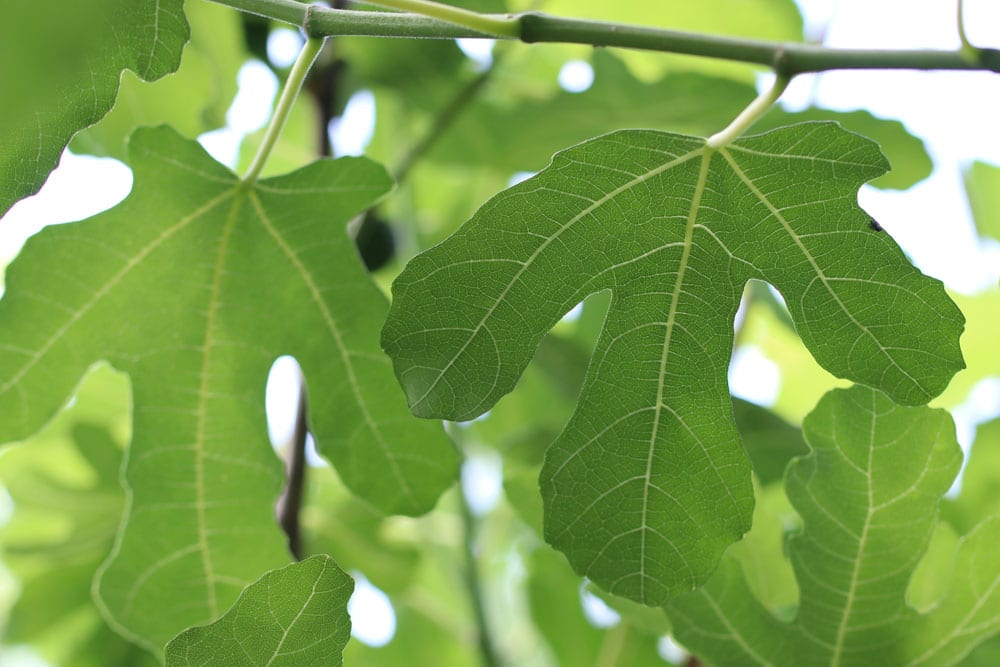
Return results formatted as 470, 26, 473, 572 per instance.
278, 379, 309, 560
394, 60, 496, 182
458, 459, 503, 667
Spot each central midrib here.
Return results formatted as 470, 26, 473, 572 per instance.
639, 149, 713, 600
830, 394, 878, 666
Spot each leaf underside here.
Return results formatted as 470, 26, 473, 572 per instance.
0, 126, 457, 651
0, 0, 188, 215
665, 385, 1000, 667
382, 123, 965, 604
164, 555, 353, 667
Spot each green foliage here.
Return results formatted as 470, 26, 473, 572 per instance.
963, 160, 1000, 242
382, 124, 964, 604
665, 385, 1000, 667
0, 126, 456, 653
1, 0, 998, 664
0, 0, 188, 215
164, 555, 353, 666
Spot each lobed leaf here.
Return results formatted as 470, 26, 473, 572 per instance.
382, 123, 964, 603
0, 0, 188, 215
666, 385, 1000, 666
164, 555, 353, 667
0, 126, 457, 651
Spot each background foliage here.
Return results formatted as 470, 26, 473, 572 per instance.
2, 0, 999, 665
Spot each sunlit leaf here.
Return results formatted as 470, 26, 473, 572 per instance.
0, 0, 188, 215
934, 289, 1000, 407
941, 417, 1000, 535
0, 366, 156, 666
964, 160, 1000, 242
666, 385, 1000, 666
0, 126, 457, 651
164, 555, 353, 667
383, 124, 964, 603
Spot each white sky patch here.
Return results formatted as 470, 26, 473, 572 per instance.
456, 38, 495, 69
462, 449, 503, 516
579, 583, 621, 628
658, 635, 690, 664
200, 60, 279, 167
560, 301, 585, 323
267, 27, 304, 68
558, 59, 595, 93
264, 356, 329, 467
265, 356, 303, 449
0, 151, 132, 263
508, 171, 536, 187
729, 346, 781, 406
349, 572, 397, 646
781, 0, 1000, 294
330, 89, 376, 157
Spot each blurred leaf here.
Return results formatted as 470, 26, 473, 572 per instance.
301, 465, 421, 595
429, 51, 931, 192
164, 556, 353, 667
237, 95, 321, 178
727, 483, 799, 618
942, 418, 1000, 535
528, 547, 666, 666
935, 289, 1000, 407
964, 160, 1000, 242
666, 385, 1000, 666
741, 299, 849, 423
0, 126, 457, 652
429, 52, 757, 172
70, 1, 244, 160
907, 521, 960, 613
0, 365, 156, 667
732, 399, 808, 486
383, 124, 964, 604
0, 0, 188, 215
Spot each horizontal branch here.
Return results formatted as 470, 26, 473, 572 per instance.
208, 0, 1000, 75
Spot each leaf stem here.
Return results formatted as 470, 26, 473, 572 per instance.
209, 1, 1000, 74
243, 35, 325, 184
707, 75, 790, 148
957, 0, 978, 63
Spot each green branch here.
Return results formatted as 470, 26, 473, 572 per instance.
208, 0, 1000, 74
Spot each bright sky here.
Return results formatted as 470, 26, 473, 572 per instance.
1, 0, 999, 660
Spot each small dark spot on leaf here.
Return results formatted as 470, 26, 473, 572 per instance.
869, 218, 884, 232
